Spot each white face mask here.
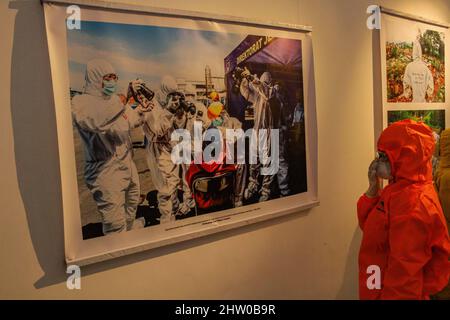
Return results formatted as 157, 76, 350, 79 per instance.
375, 151, 392, 180
376, 158, 392, 180
102, 79, 117, 96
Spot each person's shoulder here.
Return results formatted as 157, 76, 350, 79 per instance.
389, 183, 441, 219
229, 117, 242, 128
404, 61, 414, 70
71, 93, 86, 105
387, 184, 419, 209
419, 184, 442, 206
111, 94, 125, 105
71, 93, 100, 108
415, 60, 430, 70
71, 94, 92, 116
194, 101, 207, 110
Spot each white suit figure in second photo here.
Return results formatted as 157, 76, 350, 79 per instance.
403, 40, 434, 102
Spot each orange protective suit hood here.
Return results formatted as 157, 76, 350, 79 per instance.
377, 119, 435, 183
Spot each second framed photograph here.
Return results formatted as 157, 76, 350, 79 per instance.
381, 12, 448, 105
378, 9, 450, 136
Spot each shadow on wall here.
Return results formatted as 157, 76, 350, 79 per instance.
9, 0, 313, 290
9, 0, 66, 289
336, 227, 361, 299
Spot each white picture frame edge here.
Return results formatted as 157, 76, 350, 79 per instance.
42, 0, 319, 266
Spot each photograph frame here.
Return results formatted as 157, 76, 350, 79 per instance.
43, 0, 319, 266
379, 8, 450, 130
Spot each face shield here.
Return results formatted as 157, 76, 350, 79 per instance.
157, 76, 179, 107
376, 151, 392, 180
166, 91, 184, 110
260, 72, 272, 86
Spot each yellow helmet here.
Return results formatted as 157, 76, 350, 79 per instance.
207, 101, 224, 120
209, 91, 220, 102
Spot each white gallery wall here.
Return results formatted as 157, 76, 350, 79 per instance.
0, 0, 449, 299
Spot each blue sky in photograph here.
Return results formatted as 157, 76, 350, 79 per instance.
67, 20, 245, 92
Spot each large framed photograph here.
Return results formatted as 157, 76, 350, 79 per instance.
43, 0, 318, 265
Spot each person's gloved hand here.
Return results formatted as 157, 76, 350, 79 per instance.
365, 159, 380, 198
241, 67, 251, 78
127, 79, 144, 103
131, 79, 144, 92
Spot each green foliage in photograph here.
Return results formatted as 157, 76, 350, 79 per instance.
388, 110, 446, 132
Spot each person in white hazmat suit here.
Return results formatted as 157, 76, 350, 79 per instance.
212, 106, 246, 207
142, 76, 192, 223
240, 70, 277, 202
403, 40, 434, 103
71, 59, 147, 235
175, 84, 211, 215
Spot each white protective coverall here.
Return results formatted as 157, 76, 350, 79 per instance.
240, 71, 276, 201
71, 59, 145, 235
177, 85, 211, 215
142, 76, 181, 223
218, 111, 246, 206
403, 40, 434, 103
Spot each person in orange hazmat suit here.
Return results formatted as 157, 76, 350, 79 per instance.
357, 119, 450, 300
